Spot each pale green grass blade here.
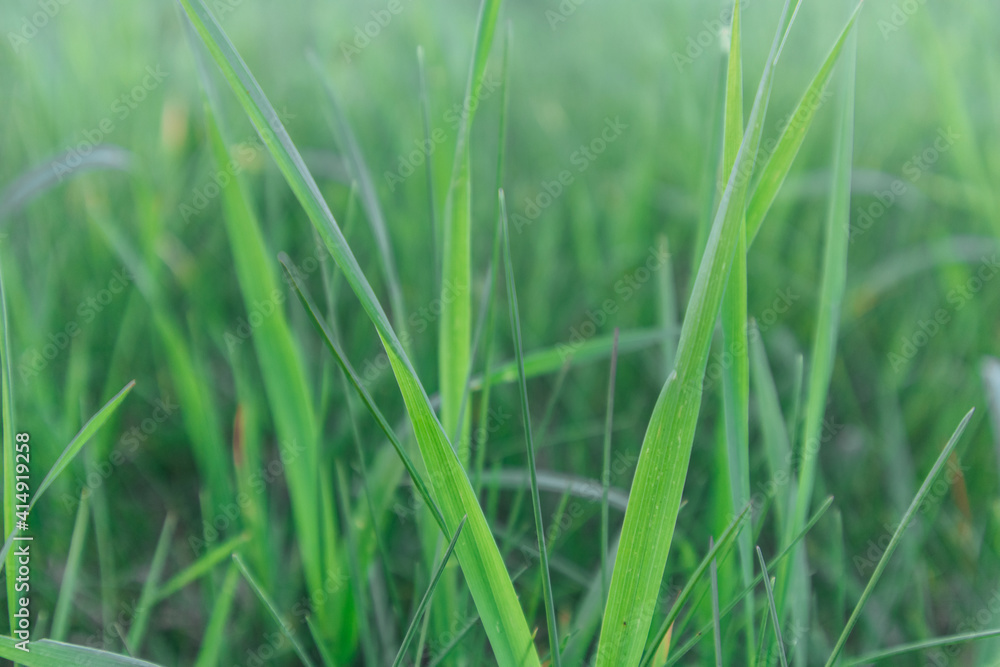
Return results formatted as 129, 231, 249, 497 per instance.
597, 0, 799, 661
824, 409, 975, 666
126, 513, 177, 652
790, 13, 857, 535
718, 3, 755, 660
155, 532, 249, 602
440, 0, 503, 463
52, 490, 91, 641
193, 562, 241, 667
391, 516, 467, 667
746, 3, 864, 245
656, 235, 678, 379
233, 553, 317, 667
175, 2, 538, 661
601, 329, 620, 603
501, 190, 561, 665
0, 638, 162, 666
417, 45, 441, 291
639, 505, 750, 667
662, 496, 833, 666
842, 628, 1000, 665
757, 546, 789, 667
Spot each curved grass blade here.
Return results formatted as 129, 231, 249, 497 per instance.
597, 0, 800, 661
391, 516, 467, 667
233, 553, 317, 667
175, 2, 539, 661
756, 546, 789, 667
842, 627, 1000, 665
824, 409, 975, 666
155, 532, 249, 602
0, 638, 163, 666
746, 2, 864, 245
501, 190, 560, 665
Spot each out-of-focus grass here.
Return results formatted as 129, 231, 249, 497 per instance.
0, 0, 999, 664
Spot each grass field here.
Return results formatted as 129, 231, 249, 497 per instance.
1, 0, 1000, 664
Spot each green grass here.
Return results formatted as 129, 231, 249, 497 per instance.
1, 0, 999, 664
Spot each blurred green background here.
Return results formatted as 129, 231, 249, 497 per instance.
1, 0, 999, 664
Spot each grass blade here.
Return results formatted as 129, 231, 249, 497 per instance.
757, 546, 789, 667
824, 409, 975, 665
710, 539, 723, 667
501, 190, 561, 665
597, 0, 800, 660
193, 562, 241, 667
233, 553, 317, 667
155, 532, 249, 602
391, 516, 467, 667
0, 638, 163, 666
842, 627, 1000, 665
601, 329, 620, 603
51, 490, 91, 641
126, 513, 177, 653
746, 3, 864, 245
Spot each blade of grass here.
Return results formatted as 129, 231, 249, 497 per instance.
824, 409, 975, 666
661, 496, 834, 666
638, 504, 750, 667
392, 516, 467, 667
842, 628, 1000, 665
501, 190, 561, 665
601, 329, 620, 604
0, 256, 18, 634
126, 513, 177, 653
718, 4, 756, 661
175, 2, 539, 661
193, 561, 241, 667
0, 638, 163, 666
710, 539, 723, 667
597, 0, 801, 660
233, 553, 317, 667
155, 532, 249, 602
306, 616, 339, 667
757, 546, 789, 667
51, 489, 91, 641
746, 2, 864, 245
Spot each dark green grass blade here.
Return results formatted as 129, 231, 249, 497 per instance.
824, 409, 975, 666
597, 0, 800, 661
233, 553, 317, 667
501, 190, 561, 665
391, 516, 467, 667
0, 638, 162, 666
757, 546, 789, 667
